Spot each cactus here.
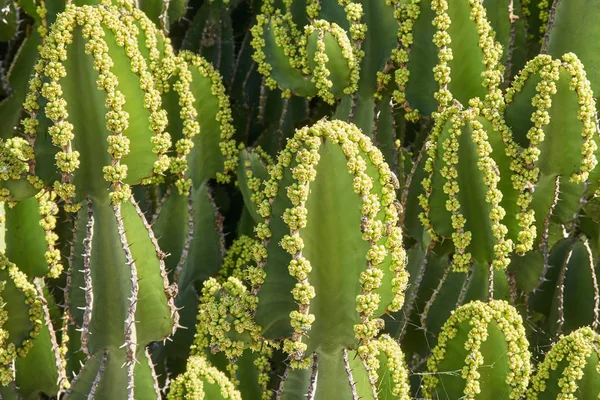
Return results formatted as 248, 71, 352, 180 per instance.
421, 300, 531, 399
0, 0, 599, 398
188, 119, 411, 398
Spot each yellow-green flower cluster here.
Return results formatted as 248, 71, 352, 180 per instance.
0, 138, 34, 184
167, 355, 242, 400
422, 300, 531, 400
418, 107, 457, 242
560, 53, 598, 184
391, 0, 420, 119
219, 235, 260, 283
527, 327, 597, 399
34, 0, 48, 37
191, 277, 261, 378
34, 6, 79, 210
537, 0, 551, 37
466, 100, 513, 269
36, 190, 62, 278
0, 252, 44, 385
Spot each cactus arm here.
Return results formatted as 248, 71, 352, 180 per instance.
527, 327, 600, 399
288, 140, 368, 350
30, 4, 171, 208
159, 50, 237, 189
531, 237, 600, 337
152, 190, 190, 277
158, 183, 225, 361
132, 349, 162, 400
404, 0, 503, 115
13, 281, 63, 397
4, 197, 51, 277
422, 300, 530, 400
355, 0, 400, 98
124, 199, 175, 344
545, 0, 600, 99
0, 29, 42, 140
422, 104, 517, 271
506, 54, 598, 181
255, 121, 407, 354
403, 0, 437, 116
63, 349, 107, 399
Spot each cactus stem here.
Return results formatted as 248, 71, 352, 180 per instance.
487, 262, 494, 302
362, 356, 379, 400
399, 242, 434, 341
88, 349, 108, 400
132, 198, 180, 335
274, 362, 291, 400
569, 180, 591, 232
65, 211, 81, 327
277, 97, 290, 151
258, 77, 268, 124
80, 199, 94, 357
172, 195, 194, 285
583, 240, 600, 331
540, 0, 561, 53
343, 349, 359, 400
35, 278, 68, 390
114, 203, 139, 399
555, 237, 577, 338
146, 347, 162, 399
160, 0, 171, 35
306, 353, 318, 399
151, 187, 173, 226
537, 175, 561, 290
401, 130, 429, 229
455, 262, 475, 308
420, 261, 452, 331
504, 0, 519, 85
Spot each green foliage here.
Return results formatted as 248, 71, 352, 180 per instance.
0, 0, 598, 398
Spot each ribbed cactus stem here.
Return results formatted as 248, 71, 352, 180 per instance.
422, 300, 531, 400
527, 327, 600, 399
79, 199, 93, 357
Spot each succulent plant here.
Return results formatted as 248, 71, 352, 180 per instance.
0, 0, 599, 398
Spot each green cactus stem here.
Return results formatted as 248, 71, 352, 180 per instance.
250, 0, 363, 104
422, 300, 531, 400
400, 0, 504, 117
527, 326, 600, 399
418, 99, 524, 272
